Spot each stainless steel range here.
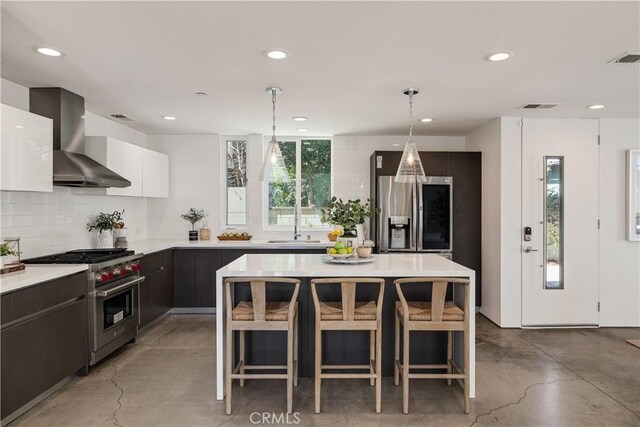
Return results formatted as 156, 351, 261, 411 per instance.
24, 249, 144, 365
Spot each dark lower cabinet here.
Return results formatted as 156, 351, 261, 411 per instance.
1, 328, 14, 419
173, 249, 324, 308
140, 250, 174, 328
1, 272, 87, 422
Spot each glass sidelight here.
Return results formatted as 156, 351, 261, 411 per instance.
544, 156, 564, 289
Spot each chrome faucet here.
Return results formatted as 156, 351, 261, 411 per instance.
293, 202, 302, 240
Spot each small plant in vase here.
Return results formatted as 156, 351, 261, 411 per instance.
87, 210, 125, 249
181, 208, 207, 241
0, 241, 20, 270
320, 198, 378, 244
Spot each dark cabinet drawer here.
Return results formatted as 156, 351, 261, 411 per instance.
140, 250, 173, 328
10, 273, 85, 322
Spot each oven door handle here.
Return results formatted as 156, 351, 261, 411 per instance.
96, 276, 145, 298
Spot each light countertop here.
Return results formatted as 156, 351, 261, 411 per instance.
0, 264, 88, 295
127, 238, 333, 255
217, 253, 474, 278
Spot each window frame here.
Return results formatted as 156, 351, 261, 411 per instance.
220, 135, 249, 229
262, 136, 333, 231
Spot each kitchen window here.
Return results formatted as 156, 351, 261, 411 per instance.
225, 138, 248, 226
265, 138, 332, 229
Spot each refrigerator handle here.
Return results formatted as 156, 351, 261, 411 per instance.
414, 184, 420, 251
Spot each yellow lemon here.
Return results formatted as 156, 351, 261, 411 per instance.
329, 248, 337, 255
346, 247, 353, 254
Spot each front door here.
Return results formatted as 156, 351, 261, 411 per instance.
521, 119, 599, 326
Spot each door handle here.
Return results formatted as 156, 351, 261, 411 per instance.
523, 246, 538, 253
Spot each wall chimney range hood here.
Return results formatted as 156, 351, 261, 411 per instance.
29, 88, 131, 188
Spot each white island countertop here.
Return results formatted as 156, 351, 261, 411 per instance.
215, 253, 475, 401
217, 252, 474, 277
0, 264, 88, 295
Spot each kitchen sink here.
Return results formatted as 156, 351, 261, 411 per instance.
266, 239, 321, 243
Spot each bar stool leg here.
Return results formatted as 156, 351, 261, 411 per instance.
402, 325, 410, 414
314, 324, 322, 414
286, 323, 294, 414
294, 312, 299, 387
464, 327, 470, 414
447, 330, 453, 386
394, 312, 400, 386
369, 330, 375, 386
239, 330, 246, 387
375, 324, 382, 414
225, 327, 233, 415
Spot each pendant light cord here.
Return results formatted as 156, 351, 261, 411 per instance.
408, 90, 414, 140
272, 89, 277, 140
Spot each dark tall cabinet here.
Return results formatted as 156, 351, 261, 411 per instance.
370, 150, 482, 306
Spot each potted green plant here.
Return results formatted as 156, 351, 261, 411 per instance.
0, 242, 20, 269
181, 208, 207, 241
320, 198, 378, 240
87, 210, 125, 248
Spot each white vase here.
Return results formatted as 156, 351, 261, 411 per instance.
95, 230, 113, 249
355, 224, 366, 245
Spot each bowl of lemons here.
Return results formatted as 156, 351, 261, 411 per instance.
326, 240, 355, 258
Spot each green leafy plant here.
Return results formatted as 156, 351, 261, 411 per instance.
87, 210, 125, 233
181, 208, 207, 230
320, 198, 378, 236
0, 242, 20, 257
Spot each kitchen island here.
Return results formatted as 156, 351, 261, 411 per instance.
215, 253, 476, 400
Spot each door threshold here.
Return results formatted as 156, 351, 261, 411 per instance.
521, 324, 598, 329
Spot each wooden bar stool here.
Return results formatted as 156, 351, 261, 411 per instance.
310, 277, 385, 414
394, 277, 471, 414
224, 277, 300, 415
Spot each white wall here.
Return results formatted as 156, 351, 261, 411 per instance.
469, 117, 640, 328
466, 118, 502, 325
145, 133, 466, 239
1, 79, 149, 258
146, 134, 221, 240
599, 119, 640, 327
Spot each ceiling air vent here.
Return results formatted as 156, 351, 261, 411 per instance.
608, 52, 640, 64
110, 113, 136, 122
519, 103, 558, 109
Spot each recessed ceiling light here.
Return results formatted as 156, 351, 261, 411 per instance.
292, 116, 308, 122
36, 47, 63, 57
162, 116, 176, 120
588, 104, 605, 110
486, 52, 512, 62
14, 125, 24, 129
297, 128, 309, 132
392, 143, 400, 147
196, 92, 207, 96
420, 118, 433, 123
265, 50, 288, 60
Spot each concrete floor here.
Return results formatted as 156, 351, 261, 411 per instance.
10, 314, 640, 427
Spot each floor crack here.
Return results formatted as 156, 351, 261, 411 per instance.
110, 365, 124, 427
148, 316, 181, 351
468, 378, 576, 427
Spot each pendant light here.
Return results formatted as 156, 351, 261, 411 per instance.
395, 88, 427, 183
259, 87, 290, 182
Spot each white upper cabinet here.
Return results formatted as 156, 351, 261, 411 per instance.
1, 104, 53, 192
142, 148, 169, 198
85, 136, 143, 196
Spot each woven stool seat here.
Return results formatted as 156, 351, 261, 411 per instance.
395, 301, 464, 321
232, 301, 295, 321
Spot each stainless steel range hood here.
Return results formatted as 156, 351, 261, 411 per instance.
29, 88, 131, 188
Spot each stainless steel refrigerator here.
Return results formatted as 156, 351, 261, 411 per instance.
376, 176, 453, 257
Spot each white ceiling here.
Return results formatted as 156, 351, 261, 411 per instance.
1, 1, 638, 136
